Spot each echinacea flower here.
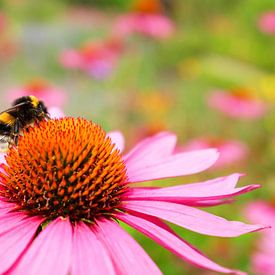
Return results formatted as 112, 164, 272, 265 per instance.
0, 12, 6, 32
207, 89, 267, 120
6, 78, 66, 108
113, 0, 174, 39
258, 11, 275, 35
0, 117, 266, 274
181, 137, 248, 169
245, 201, 275, 275
59, 38, 123, 79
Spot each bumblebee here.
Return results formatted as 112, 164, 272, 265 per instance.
0, 95, 49, 147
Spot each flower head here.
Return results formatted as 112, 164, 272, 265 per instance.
113, 0, 174, 39
0, 117, 266, 274
258, 11, 275, 35
1, 118, 127, 221
59, 38, 123, 79
207, 89, 267, 120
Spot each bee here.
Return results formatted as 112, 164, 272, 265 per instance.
0, 95, 49, 147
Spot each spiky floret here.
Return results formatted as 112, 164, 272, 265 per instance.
0, 117, 128, 222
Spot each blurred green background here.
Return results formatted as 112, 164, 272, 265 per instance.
1, 0, 275, 274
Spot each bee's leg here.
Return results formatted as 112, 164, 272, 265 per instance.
13, 118, 20, 146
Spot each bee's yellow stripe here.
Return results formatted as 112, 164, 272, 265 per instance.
29, 95, 39, 108
0, 112, 15, 124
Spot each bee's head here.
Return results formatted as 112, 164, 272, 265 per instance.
27, 95, 49, 119
37, 100, 50, 119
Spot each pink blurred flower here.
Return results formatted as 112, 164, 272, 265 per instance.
59, 38, 124, 79
181, 137, 248, 169
6, 78, 67, 108
0, 121, 266, 275
113, 0, 174, 39
245, 201, 275, 275
258, 12, 275, 35
0, 12, 6, 32
207, 89, 267, 120
114, 14, 174, 39
0, 13, 18, 61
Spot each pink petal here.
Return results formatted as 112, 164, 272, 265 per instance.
125, 174, 259, 201
0, 212, 33, 233
125, 149, 219, 183
123, 200, 267, 237
0, 200, 15, 210
245, 201, 275, 226
116, 212, 244, 275
0, 152, 6, 164
11, 217, 72, 275
48, 106, 65, 118
95, 218, 162, 274
183, 199, 234, 207
0, 214, 43, 274
71, 222, 115, 275
124, 132, 177, 163
107, 131, 125, 152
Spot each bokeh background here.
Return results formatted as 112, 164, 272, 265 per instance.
1, 0, 275, 274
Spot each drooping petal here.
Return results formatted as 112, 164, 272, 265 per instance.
0, 212, 33, 234
11, 217, 72, 275
125, 149, 219, 183
71, 222, 115, 275
107, 131, 125, 152
123, 200, 267, 237
116, 212, 244, 275
95, 218, 162, 275
183, 199, 234, 207
125, 174, 259, 201
124, 132, 177, 164
0, 215, 43, 274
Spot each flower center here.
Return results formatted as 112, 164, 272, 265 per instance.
133, 0, 162, 14
0, 118, 128, 222
231, 88, 254, 100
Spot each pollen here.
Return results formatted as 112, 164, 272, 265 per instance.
0, 118, 128, 222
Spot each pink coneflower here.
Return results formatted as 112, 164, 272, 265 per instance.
245, 201, 275, 275
258, 11, 275, 35
113, 0, 174, 39
6, 78, 66, 108
59, 38, 123, 79
181, 137, 248, 169
0, 12, 6, 32
0, 118, 266, 274
207, 89, 267, 120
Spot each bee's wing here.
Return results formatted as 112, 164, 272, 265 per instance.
0, 135, 10, 143
0, 101, 32, 125
0, 103, 28, 136
3, 101, 30, 113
